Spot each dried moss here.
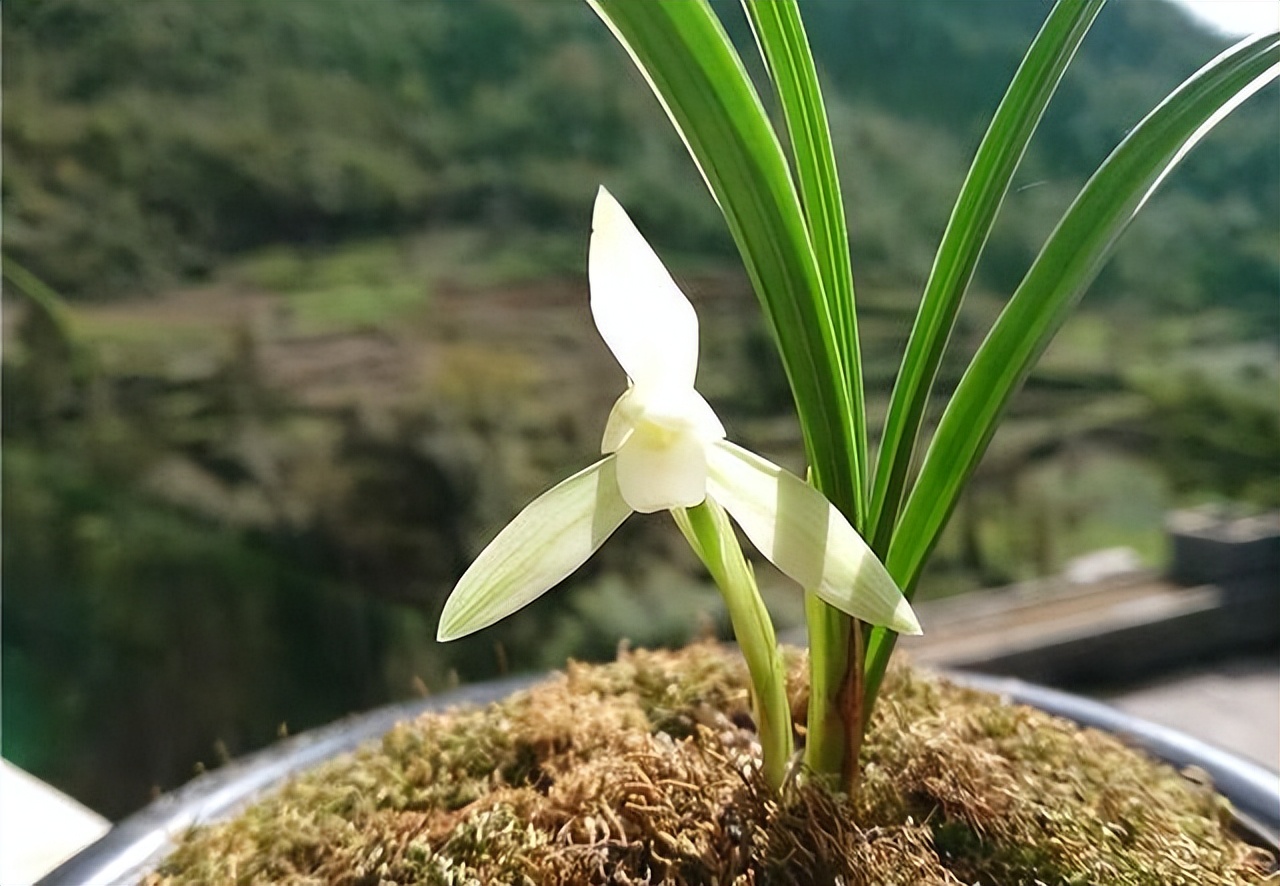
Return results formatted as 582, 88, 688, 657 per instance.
147, 643, 1275, 885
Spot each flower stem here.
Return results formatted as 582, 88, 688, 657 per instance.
676, 500, 793, 791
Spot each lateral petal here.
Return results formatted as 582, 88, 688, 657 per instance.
706, 440, 921, 635
602, 386, 640, 454
437, 456, 633, 641
589, 186, 698, 391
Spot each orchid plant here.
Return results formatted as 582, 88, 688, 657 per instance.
441, 0, 1279, 794
439, 186, 919, 789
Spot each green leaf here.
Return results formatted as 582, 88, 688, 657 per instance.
738, 0, 869, 783
867, 0, 1105, 555
742, 0, 866, 514
864, 32, 1280, 698
588, 0, 878, 788
586, 0, 858, 519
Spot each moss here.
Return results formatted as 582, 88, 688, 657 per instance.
146, 643, 1275, 886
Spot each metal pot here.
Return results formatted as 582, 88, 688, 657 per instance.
39, 672, 1279, 885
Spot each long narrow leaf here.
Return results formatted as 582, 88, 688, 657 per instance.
739, 0, 869, 781
743, 0, 867, 519
586, 0, 858, 515
865, 32, 1280, 700
867, 0, 1105, 555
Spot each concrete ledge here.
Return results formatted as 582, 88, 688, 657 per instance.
898, 509, 1280, 687
903, 578, 1278, 686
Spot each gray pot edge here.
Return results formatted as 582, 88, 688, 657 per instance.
950, 672, 1280, 849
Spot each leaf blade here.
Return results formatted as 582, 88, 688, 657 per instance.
864, 31, 1280, 697
738, 0, 875, 779
867, 0, 1106, 554
743, 0, 867, 516
891, 32, 1279, 591
586, 0, 858, 517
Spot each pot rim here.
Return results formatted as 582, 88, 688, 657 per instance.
37, 669, 1280, 886
36, 675, 542, 886
950, 671, 1280, 848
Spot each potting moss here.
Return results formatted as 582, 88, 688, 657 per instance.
146, 642, 1275, 885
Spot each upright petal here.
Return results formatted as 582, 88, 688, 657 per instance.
706, 440, 921, 635
589, 186, 698, 391
438, 456, 632, 641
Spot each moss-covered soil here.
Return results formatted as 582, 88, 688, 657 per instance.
147, 643, 1275, 885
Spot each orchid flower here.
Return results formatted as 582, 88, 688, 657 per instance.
437, 187, 919, 643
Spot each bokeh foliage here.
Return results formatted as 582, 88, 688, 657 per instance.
4, 0, 1275, 314
2, 0, 1276, 816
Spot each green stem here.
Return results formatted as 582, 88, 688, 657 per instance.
676, 500, 793, 791
801, 593, 846, 777
803, 597, 865, 792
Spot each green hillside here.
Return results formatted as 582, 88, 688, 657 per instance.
4, 0, 1276, 315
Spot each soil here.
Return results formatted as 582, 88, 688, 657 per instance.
146, 642, 1274, 885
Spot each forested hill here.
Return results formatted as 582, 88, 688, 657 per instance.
4, 0, 1276, 317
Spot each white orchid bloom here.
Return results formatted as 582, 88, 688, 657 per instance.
437, 187, 920, 642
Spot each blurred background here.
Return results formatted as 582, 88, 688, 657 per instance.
3, 0, 1276, 820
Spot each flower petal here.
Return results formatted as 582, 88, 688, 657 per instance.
601, 385, 640, 454
589, 186, 698, 391
670, 387, 726, 443
437, 456, 632, 641
616, 426, 708, 514
706, 440, 921, 635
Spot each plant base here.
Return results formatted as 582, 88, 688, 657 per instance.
147, 643, 1273, 885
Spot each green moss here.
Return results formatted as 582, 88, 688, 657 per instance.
147, 644, 1275, 886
